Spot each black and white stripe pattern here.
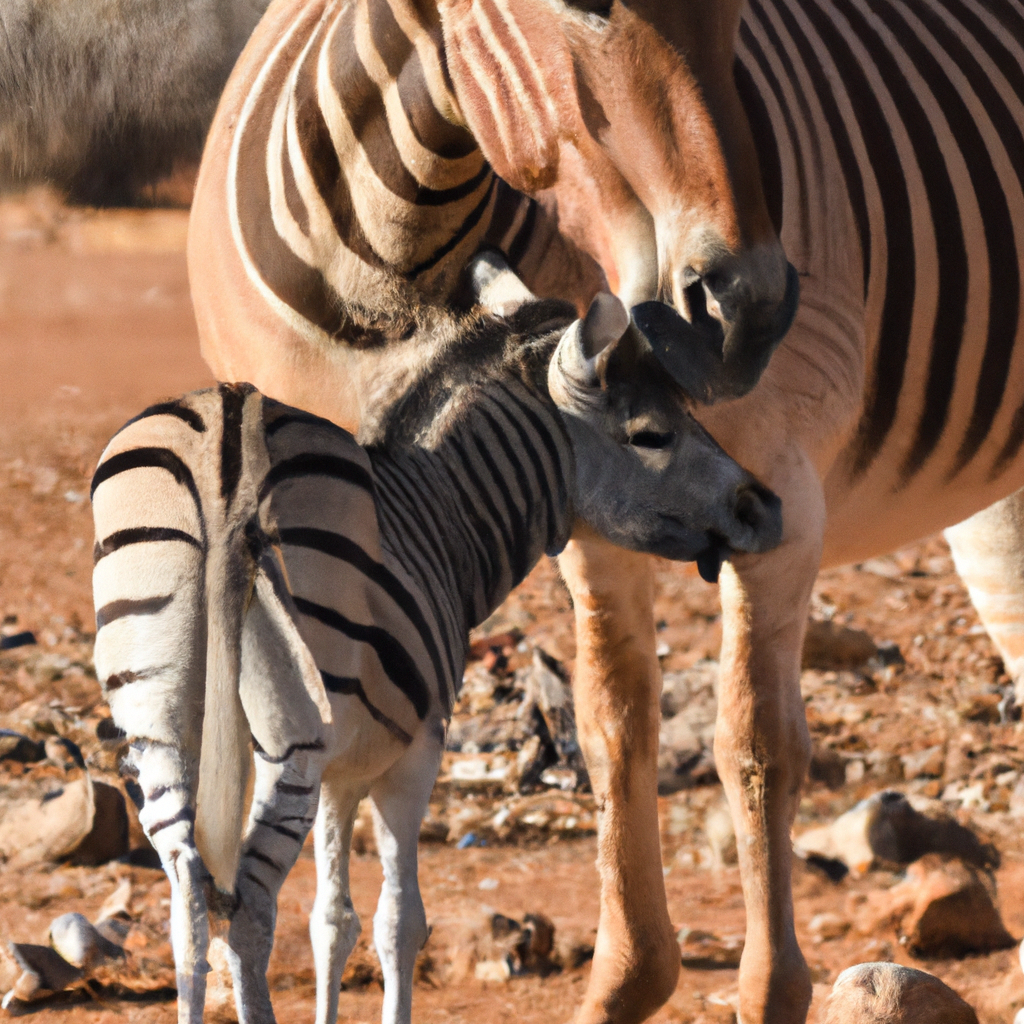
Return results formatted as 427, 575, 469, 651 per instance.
735, 0, 1024, 489
227, 0, 565, 350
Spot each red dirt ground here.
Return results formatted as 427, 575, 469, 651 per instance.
3, 188, 1024, 1023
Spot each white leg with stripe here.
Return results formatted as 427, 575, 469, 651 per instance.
227, 749, 323, 1024
135, 742, 209, 1024
311, 772, 367, 1024
370, 727, 442, 1024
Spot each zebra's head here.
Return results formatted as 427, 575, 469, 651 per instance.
547, 292, 783, 582
438, 0, 797, 403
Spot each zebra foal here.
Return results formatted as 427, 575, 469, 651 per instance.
91, 261, 783, 1024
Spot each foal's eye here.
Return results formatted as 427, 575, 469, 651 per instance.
629, 430, 674, 450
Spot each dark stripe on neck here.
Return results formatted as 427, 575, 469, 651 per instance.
448, 433, 516, 589
259, 453, 375, 503
295, 10, 389, 267
507, 197, 538, 270
320, 670, 414, 743
467, 419, 531, 586
94, 527, 202, 565
329, 3, 489, 206
96, 594, 173, 630
220, 383, 250, 505
235, 8, 375, 339
407, 174, 497, 278
495, 381, 569, 515
748, 0, 871, 294
264, 408, 339, 436
367, 0, 477, 159
483, 390, 563, 556
733, 54, 783, 239
279, 525, 449, 700
292, 595, 431, 718
741, 3, 814, 258
794, 0, 915, 479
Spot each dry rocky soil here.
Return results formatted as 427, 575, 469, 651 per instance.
3, 189, 1024, 1023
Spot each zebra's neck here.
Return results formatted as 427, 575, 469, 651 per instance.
369, 374, 574, 634
265, 0, 496, 301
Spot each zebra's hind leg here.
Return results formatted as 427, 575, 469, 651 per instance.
945, 489, 1024, 708
370, 726, 443, 1024
310, 770, 367, 1024
134, 741, 209, 1024
226, 747, 322, 1024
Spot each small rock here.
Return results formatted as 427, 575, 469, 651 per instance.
69, 780, 130, 866
794, 790, 995, 876
820, 962, 977, 1023
49, 913, 124, 970
678, 927, 744, 969
808, 912, 850, 943
0, 775, 95, 867
474, 958, 512, 982
809, 745, 847, 790
704, 796, 737, 868
901, 745, 945, 780
896, 854, 1015, 957
658, 663, 718, 793
2, 943, 82, 1006
803, 619, 877, 671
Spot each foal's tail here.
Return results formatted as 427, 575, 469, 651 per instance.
193, 525, 254, 894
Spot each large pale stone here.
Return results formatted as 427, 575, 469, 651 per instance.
821, 963, 977, 1023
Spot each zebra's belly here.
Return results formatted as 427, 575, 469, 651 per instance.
822, 437, 1024, 568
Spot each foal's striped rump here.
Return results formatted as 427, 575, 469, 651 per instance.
91, 386, 445, 766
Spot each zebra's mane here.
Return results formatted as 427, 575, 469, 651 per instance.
366, 298, 578, 449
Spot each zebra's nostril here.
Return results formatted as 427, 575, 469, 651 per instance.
734, 487, 761, 529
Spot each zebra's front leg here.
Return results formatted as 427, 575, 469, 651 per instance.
134, 741, 209, 1024
370, 727, 442, 1024
226, 748, 321, 1024
557, 531, 680, 1024
311, 769, 366, 1024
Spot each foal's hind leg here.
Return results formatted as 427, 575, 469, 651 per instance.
310, 769, 367, 1024
134, 741, 209, 1024
226, 747, 321, 1024
370, 727, 443, 1024
945, 488, 1024, 705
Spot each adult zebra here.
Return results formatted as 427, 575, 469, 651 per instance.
190, 0, 1024, 1021
188, 5, 797, 1022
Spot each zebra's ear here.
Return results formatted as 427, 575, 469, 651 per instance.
549, 292, 631, 397
467, 249, 535, 316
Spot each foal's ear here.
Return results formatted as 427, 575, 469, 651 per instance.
467, 249, 535, 317
549, 292, 639, 397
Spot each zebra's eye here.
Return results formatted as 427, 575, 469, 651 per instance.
629, 430, 674, 450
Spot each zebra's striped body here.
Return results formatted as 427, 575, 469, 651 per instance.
644, 4, 1024, 1020
92, 279, 782, 1024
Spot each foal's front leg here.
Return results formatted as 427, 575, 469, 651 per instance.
370, 727, 443, 1024
227, 747, 321, 1024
